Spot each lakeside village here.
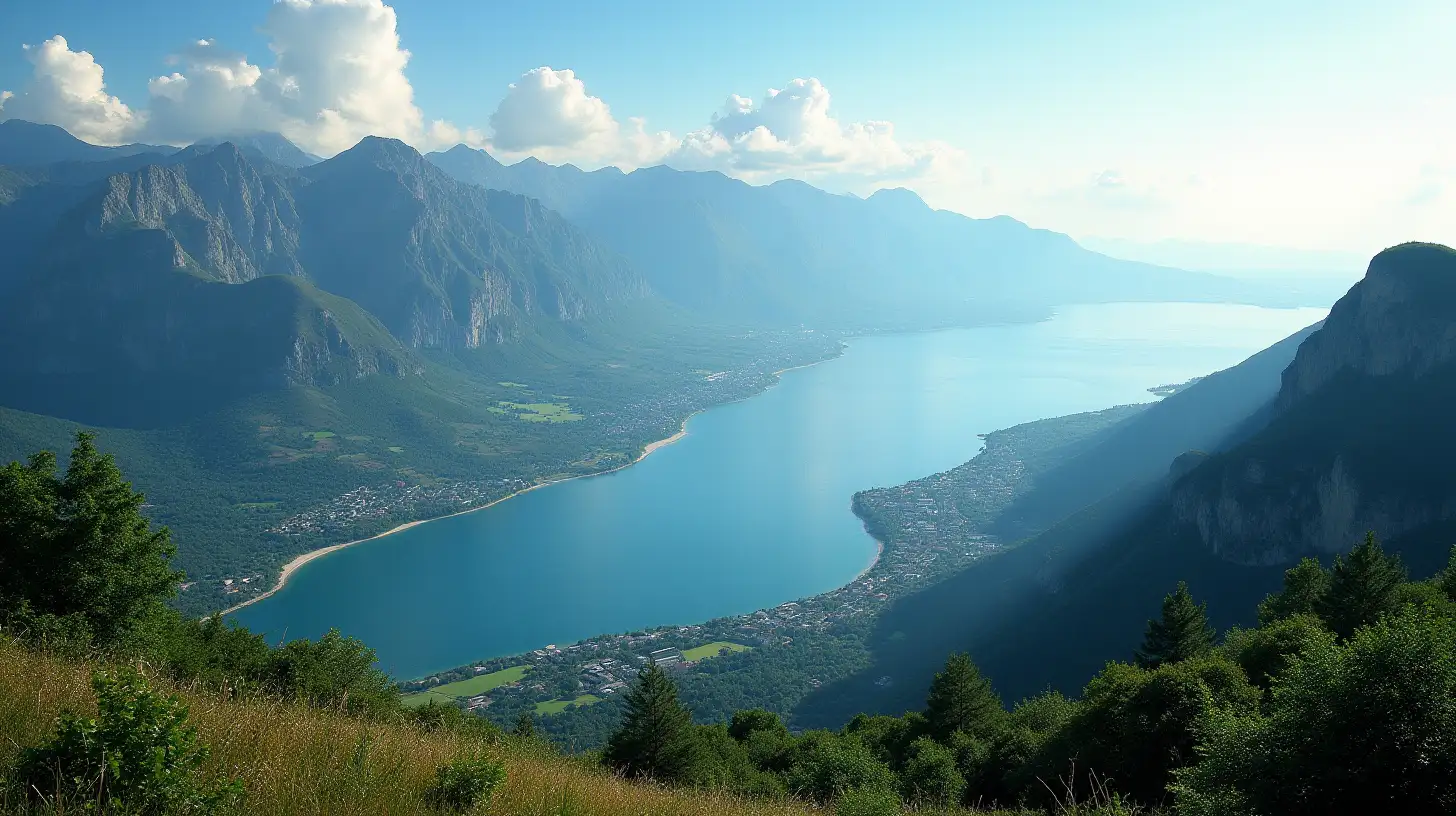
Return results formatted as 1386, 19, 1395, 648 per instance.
207, 328, 842, 601
400, 425, 1038, 717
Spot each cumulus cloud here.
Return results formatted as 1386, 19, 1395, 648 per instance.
667, 78, 961, 191
475, 71, 957, 188
2, 1, 443, 156
483, 67, 673, 167
0, 35, 140, 145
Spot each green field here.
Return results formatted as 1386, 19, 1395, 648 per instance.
306, 430, 336, 440
682, 642, 752, 662
387, 446, 404, 453
400, 665, 529, 708
498, 401, 584, 423
535, 694, 603, 715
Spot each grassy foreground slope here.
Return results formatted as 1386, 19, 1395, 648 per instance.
0, 641, 816, 816
0, 641, 1061, 816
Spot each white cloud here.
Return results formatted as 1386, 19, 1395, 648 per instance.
484, 67, 673, 168
253, 0, 425, 155
0, 35, 140, 145
477, 71, 958, 189
668, 78, 962, 191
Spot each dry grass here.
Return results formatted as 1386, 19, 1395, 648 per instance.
0, 640, 822, 816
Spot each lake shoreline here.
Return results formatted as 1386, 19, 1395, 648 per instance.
222, 357, 836, 618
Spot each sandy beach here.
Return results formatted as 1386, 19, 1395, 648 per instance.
221, 416, 695, 616
220, 357, 836, 618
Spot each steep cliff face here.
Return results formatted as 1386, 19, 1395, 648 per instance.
1278, 243, 1456, 406
1171, 243, 1456, 564
295, 138, 649, 350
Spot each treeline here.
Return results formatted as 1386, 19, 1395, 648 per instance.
595, 533, 1456, 813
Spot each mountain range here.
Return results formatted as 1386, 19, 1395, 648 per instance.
426, 144, 1314, 327
0, 119, 1334, 618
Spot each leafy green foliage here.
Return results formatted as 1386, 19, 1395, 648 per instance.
423, 753, 506, 813
898, 735, 965, 806
0, 433, 180, 647
1218, 613, 1332, 691
1032, 655, 1259, 805
14, 667, 240, 814
1134, 581, 1214, 668
834, 787, 902, 816
266, 629, 399, 718
1175, 610, 1456, 815
783, 732, 898, 804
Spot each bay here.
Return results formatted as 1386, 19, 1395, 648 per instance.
232, 302, 1327, 679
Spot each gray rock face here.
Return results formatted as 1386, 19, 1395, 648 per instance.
1279, 246, 1456, 407
1171, 243, 1456, 563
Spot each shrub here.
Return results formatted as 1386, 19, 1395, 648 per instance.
423, 753, 506, 813
14, 667, 240, 814
835, 786, 902, 816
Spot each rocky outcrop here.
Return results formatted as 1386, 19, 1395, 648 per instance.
1171, 243, 1456, 563
1278, 243, 1456, 406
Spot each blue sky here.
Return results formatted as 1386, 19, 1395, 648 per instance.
1, 0, 1451, 258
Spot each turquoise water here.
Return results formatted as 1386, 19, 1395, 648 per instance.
232, 303, 1327, 679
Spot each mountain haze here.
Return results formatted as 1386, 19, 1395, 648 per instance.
428, 144, 1312, 327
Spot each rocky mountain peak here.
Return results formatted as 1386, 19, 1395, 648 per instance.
1277, 243, 1456, 407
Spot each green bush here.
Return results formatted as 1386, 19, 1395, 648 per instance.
14, 667, 240, 814
423, 753, 506, 813
835, 786, 903, 816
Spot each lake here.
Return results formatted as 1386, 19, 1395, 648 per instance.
232, 303, 1328, 679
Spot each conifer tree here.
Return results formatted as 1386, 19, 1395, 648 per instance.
1136, 582, 1215, 668
512, 712, 535, 739
0, 432, 180, 645
924, 653, 1003, 741
1317, 531, 1406, 638
603, 662, 698, 781
1257, 557, 1331, 624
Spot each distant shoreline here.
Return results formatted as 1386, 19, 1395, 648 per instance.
221, 358, 832, 618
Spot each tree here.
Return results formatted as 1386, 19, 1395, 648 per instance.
1317, 531, 1406, 638
729, 708, 788, 742
1135, 581, 1214, 668
1258, 557, 1331, 624
602, 662, 699, 782
924, 653, 1004, 741
512, 712, 536, 739
0, 433, 180, 646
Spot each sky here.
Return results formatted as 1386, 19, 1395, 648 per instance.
0, 0, 1451, 260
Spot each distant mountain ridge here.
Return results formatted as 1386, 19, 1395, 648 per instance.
0, 119, 176, 165
427, 144, 1318, 327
